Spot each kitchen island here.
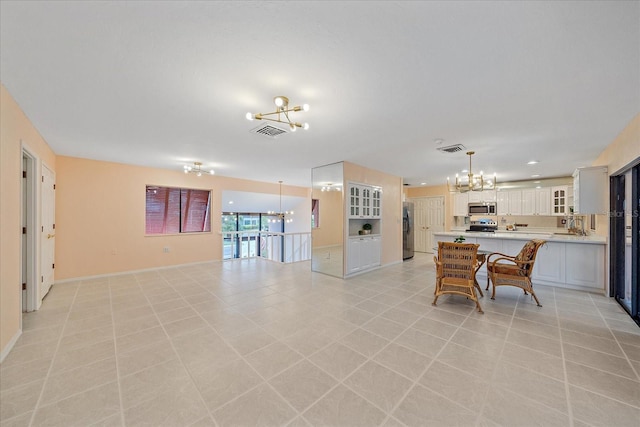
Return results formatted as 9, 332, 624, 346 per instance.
433, 231, 607, 294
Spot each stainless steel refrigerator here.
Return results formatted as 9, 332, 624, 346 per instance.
403, 202, 414, 260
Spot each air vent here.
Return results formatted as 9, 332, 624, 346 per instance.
437, 144, 466, 153
250, 123, 289, 139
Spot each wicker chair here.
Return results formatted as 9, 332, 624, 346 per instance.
486, 239, 546, 307
433, 242, 483, 313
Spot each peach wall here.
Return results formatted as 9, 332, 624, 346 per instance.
593, 114, 640, 175
343, 161, 403, 265
1, 84, 56, 357
592, 113, 640, 236
55, 156, 310, 280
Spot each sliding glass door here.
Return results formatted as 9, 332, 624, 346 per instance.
610, 163, 639, 325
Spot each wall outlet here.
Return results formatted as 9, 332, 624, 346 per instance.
163, 247, 170, 253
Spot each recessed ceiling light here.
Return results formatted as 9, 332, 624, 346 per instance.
420, 182, 426, 185
434, 138, 444, 145
527, 160, 539, 165
533, 181, 541, 183
531, 174, 541, 177
228, 201, 234, 204
461, 169, 468, 173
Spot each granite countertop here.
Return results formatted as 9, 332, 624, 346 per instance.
435, 231, 606, 244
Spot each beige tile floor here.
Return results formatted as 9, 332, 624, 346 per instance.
1, 253, 639, 426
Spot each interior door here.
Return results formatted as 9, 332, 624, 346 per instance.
412, 197, 445, 253
413, 198, 428, 252
426, 197, 445, 253
40, 164, 55, 301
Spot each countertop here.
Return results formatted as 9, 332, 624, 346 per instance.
434, 231, 606, 245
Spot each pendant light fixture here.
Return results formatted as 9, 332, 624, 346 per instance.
268, 181, 294, 223
447, 151, 496, 192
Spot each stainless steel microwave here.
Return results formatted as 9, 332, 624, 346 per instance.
468, 202, 497, 215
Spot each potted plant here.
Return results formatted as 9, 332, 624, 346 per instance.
360, 223, 373, 235
454, 235, 466, 243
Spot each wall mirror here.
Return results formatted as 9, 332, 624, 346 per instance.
311, 162, 344, 277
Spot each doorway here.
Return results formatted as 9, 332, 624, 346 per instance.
410, 196, 445, 253
21, 149, 38, 312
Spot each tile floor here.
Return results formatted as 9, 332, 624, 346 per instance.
1, 253, 639, 426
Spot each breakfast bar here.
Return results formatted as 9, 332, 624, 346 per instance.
433, 231, 607, 294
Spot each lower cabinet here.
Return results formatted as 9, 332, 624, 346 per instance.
533, 242, 566, 283
347, 236, 381, 275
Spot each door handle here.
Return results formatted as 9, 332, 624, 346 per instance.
47, 233, 55, 239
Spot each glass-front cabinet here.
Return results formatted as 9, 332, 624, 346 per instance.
348, 183, 382, 219
552, 185, 569, 215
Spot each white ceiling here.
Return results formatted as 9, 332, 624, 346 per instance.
1, 1, 638, 188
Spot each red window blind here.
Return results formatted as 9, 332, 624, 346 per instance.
146, 186, 211, 234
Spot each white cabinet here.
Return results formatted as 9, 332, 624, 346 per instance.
536, 188, 551, 216
533, 242, 565, 283
497, 190, 522, 215
573, 166, 608, 214
453, 192, 468, 216
371, 187, 382, 217
565, 243, 605, 290
551, 186, 569, 216
348, 185, 361, 218
348, 183, 382, 219
468, 191, 497, 203
521, 188, 551, 216
347, 236, 381, 275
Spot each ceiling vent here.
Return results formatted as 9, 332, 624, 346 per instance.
437, 144, 466, 153
250, 123, 290, 139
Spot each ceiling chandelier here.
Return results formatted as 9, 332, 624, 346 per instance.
184, 162, 214, 176
447, 151, 496, 192
246, 96, 309, 131
321, 183, 341, 192
268, 181, 294, 223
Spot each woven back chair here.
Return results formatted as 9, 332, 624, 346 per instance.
486, 239, 546, 306
433, 242, 482, 313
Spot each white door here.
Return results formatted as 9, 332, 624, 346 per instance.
426, 197, 445, 253
40, 164, 55, 301
412, 197, 445, 253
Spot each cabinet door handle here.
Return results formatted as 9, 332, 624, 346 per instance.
47, 233, 55, 239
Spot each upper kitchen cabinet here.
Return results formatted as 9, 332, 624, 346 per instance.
467, 190, 497, 203
573, 166, 608, 214
521, 187, 551, 215
453, 192, 468, 216
551, 185, 571, 216
497, 190, 522, 215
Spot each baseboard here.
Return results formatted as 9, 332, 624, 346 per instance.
54, 260, 220, 284
0, 329, 22, 363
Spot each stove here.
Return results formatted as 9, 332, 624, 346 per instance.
466, 219, 497, 232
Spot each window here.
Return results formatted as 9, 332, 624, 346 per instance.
146, 186, 211, 234
312, 198, 320, 228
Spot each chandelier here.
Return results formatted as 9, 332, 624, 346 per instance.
321, 183, 341, 192
246, 96, 309, 131
447, 151, 496, 192
184, 162, 214, 176
268, 181, 294, 223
